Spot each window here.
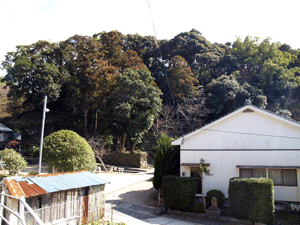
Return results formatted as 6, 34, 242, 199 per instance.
240, 169, 266, 178
239, 168, 297, 187
269, 169, 297, 186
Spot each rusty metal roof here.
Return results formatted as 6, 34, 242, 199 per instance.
5, 171, 107, 197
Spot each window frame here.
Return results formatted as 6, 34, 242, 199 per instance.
268, 169, 297, 187
239, 168, 298, 187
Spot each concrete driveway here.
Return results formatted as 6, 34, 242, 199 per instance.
97, 170, 232, 225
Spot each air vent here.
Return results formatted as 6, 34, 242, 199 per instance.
243, 108, 254, 113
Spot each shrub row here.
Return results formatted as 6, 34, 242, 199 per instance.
228, 177, 274, 225
102, 151, 147, 168
162, 175, 197, 212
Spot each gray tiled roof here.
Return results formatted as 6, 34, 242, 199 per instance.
0, 123, 13, 132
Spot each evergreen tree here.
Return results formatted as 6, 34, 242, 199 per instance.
153, 134, 180, 190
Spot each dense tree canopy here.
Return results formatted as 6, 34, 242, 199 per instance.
2, 29, 300, 151
162, 55, 199, 104
206, 73, 267, 117
60, 35, 118, 137
2, 41, 66, 111
105, 69, 162, 151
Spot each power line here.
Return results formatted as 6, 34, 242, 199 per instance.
49, 110, 128, 122
201, 128, 300, 140
48, 109, 300, 140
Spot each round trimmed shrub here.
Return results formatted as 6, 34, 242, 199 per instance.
43, 130, 97, 172
206, 189, 225, 208
0, 148, 27, 175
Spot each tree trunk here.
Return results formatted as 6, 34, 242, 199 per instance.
84, 93, 88, 138
132, 140, 137, 151
96, 156, 108, 172
120, 133, 126, 151
202, 175, 206, 212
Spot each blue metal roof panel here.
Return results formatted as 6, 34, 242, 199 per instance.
15, 172, 107, 193
0, 123, 13, 132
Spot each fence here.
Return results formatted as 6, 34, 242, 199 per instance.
0, 191, 44, 225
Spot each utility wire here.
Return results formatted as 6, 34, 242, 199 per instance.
201, 128, 300, 140
49, 110, 300, 140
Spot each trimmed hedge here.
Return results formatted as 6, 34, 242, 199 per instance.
206, 189, 225, 208
228, 177, 274, 225
102, 151, 147, 168
162, 175, 197, 212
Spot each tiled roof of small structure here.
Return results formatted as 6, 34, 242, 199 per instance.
4, 171, 107, 198
0, 123, 13, 132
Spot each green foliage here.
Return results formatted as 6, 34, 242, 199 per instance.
2, 41, 66, 111
43, 130, 97, 172
153, 134, 180, 190
102, 151, 147, 168
163, 55, 199, 103
162, 175, 197, 212
0, 174, 10, 181
206, 189, 225, 208
27, 170, 38, 176
206, 74, 267, 117
193, 201, 205, 214
228, 177, 274, 225
0, 148, 27, 175
106, 69, 162, 150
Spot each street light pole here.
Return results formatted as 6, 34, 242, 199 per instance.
38, 95, 49, 175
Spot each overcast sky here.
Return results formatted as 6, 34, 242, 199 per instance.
1, 0, 299, 77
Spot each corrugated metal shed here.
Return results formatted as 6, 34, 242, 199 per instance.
0, 123, 13, 132
7, 171, 107, 197
29, 171, 107, 193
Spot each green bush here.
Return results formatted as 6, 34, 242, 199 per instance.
102, 151, 147, 168
228, 177, 274, 225
193, 201, 205, 214
153, 134, 180, 190
162, 175, 197, 212
0, 148, 27, 175
27, 170, 38, 176
206, 189, 225, 208
43, 130, 97, 172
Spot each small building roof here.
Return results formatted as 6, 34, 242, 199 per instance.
4, 171, 108, 198
0, 123, 13, 133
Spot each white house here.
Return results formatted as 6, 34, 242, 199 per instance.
172, 104, 300, 203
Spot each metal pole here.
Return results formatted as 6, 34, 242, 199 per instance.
38, 95, 48, 175
19, 196, 25, 225
0, 191, 5, 224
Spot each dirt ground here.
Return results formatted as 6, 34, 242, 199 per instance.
105, 177, 160, 208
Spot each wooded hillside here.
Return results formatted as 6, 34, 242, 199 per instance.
1, 29, 300, 151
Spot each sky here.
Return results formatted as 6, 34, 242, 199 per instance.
1, 0, 300, 77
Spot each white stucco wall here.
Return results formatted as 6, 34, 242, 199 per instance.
181, 150, 300, 201
176, 106, 300, 202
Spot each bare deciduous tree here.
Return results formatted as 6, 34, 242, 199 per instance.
151, 104, 178, 143
177, 98, 209, 133
87, 135, 109, 172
